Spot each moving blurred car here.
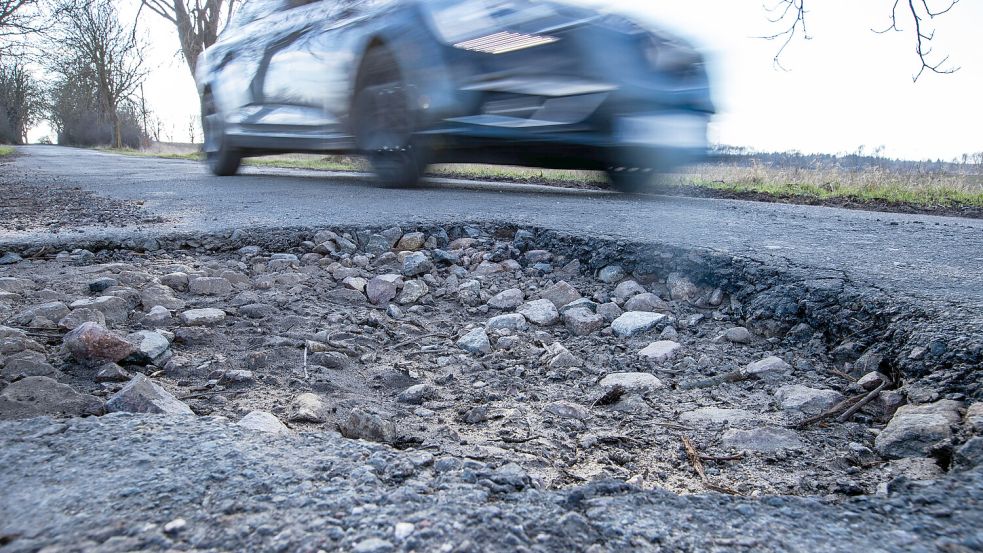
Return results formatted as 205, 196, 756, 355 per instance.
196, 0, 714, 190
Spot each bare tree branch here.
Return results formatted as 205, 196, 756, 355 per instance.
137, 0, 240, 78
766, 0, 961, 80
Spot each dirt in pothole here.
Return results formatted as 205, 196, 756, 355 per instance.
0, 226, 946, 499
0, 155, 165, 232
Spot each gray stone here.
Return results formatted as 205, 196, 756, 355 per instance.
667, 272, 699, 301
680, 407, 756, 426
742, 356, 791, 382
106, 374, 193, 416
396, 232, 425, 251
342, 276, 367, 292
473, 260, 503, 275
638, 340, 682, 363
954, 437, 983, 469
140, 284, 185, 311
354, 538, 394, 553
0, 377, 104, 419
0, 277, 34, 294
517, 299, 559, 326
432, 249, 460, 265
524, 249, 552, 263
858, 371, 891, 391
488, 288, 524, 310
563, 307, 605, 336
540, 281, 581, 309
95, 363, 131, 382
397, 280, 429, 305
188, 277, 232, 296
559, 298, 597, 314
402, 252, 433, 277
598, 265, 626, 283
611, 311, 667, 337
161, 272, 189, 292
179, 308, 226, 326
543, 342, 581, 368
339, 407, 395, 443
887, 457, 943, 481
596, 302, 623, 322
0, 252, 23, 265
288, 393, 329, 423
397, 383, 436, 405
721, 427, 804, 452
544, 401, 589, 420
1, 352, 61, 380
875, 412, 952, 459
624, 293, 669, 313
457, 328, 491, 354
486, 313, 528, 332
87, 277, 118, 293
966, 403, 983, 433
366, 277, 398, 305
58, 307, 106, 330
613, 280, 646, 302
143, 305, 172, 326
63, 322, 136, 364
219, 370, 255, 385
237, 411, 290, 434
240, 303, 273, 319
775, 385, 846, 415
68, 296, 128, 324
14, 301, 70, 326
598, 372, 663, 391
309, 351, 351, 371
720, 327, 753, 344
894, 399, 963, 425
125, 330, 170, 365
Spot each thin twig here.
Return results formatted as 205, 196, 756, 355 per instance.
836, 381, 887, 423
386, 332, 447, 351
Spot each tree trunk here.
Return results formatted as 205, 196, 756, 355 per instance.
111, 109, 122, 148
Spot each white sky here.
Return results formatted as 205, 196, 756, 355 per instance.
31, 0, 982, 161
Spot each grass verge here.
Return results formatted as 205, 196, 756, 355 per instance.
101, 147, 983, 215
0, 145, 16, 157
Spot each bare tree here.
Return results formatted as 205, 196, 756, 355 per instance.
763, 0, 962, 81
137, 0, 241, 78
53, 0, 147, 148
0, 59, 44, 143
0, 0, 43, 58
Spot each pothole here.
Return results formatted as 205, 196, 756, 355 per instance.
0, 224, 978, 500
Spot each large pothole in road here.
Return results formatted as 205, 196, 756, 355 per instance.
0, 225, 979, 499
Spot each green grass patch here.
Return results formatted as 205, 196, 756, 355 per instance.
0, 145, 15, 157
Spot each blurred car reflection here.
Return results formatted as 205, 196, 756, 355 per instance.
196, 0, 714, 190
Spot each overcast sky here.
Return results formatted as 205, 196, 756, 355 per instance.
33, 0, 981, 161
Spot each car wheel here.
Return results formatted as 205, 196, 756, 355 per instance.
605, 166, 654, 193
201, 94, 241, 177
353, 47, 423, 187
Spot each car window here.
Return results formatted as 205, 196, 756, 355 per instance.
229, 0, 289, 29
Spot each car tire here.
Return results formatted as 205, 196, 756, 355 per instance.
605, 167, 654, 193
201, 94, 241, 177
353, 47, 423, 187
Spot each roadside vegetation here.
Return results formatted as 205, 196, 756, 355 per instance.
100, 144, 983, 213
0, 145, 16, 157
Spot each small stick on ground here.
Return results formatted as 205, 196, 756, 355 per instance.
682, 436, 707, 481
796, 393, 864, 429
830, 369, 858, 383
837, 381, 887, 423
700, 453, 744, 462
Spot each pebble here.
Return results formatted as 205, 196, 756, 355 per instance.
106, 374, 193, 416
598, 265, 626, 283
397, 384, 436, 404
179, 308, 226, 326
457, 328, 491, 354
237, 411, 290, 434
611, 311, 667, 338
721, 426, 804, 452
638, 340, 682, 363
775, 385, 845, 415
63, 322, 137, 364
188, 277, 232, 296
875, 411, 952, 459
666, 272, 699, 301
598, 372, 663, 391
624, 293, 669, 313
397, 280, 429, 304
613, 280, 646, 302
366, 277, 398, 305
486, 313, 528, 332
517, 299, 559, 326
288, 393, 329, 423
741, 356, 791, 382
125, 330, 171, 365
720, 326, 753, 344
679, 407, 756, 426
402, 252, 433, 276
563, 307, 605, 336
539, 281, 581, 309
0, 376, 104, 419
488, 288, 524, 310
544, 401, 589, 420
339, 407, 395, 443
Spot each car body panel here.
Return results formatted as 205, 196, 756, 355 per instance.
197, 0, 714, 170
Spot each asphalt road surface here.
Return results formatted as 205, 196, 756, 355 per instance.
4, 146, 982, 311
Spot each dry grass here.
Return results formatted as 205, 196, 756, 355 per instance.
674, 161, 983, 207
